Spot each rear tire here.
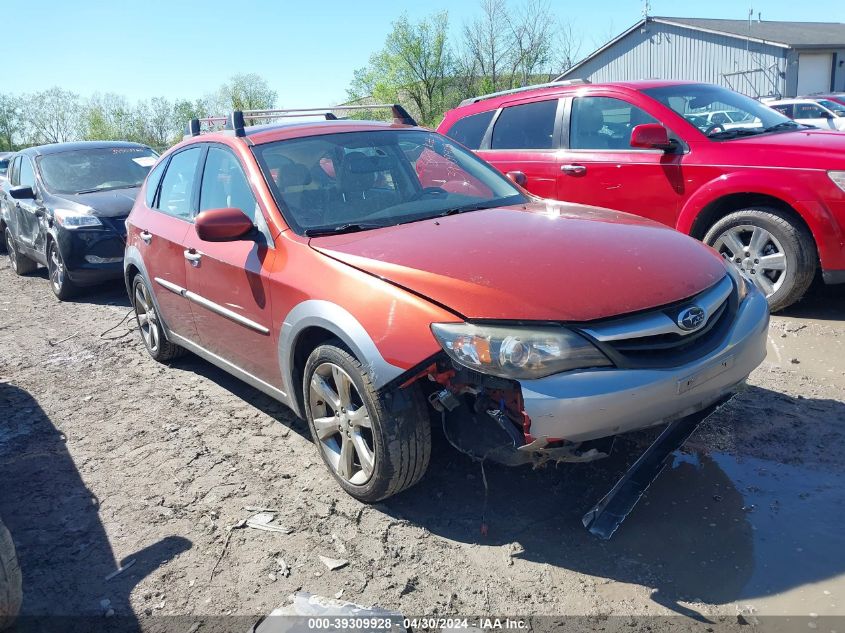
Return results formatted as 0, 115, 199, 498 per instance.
704, 207, 816, 312
303, 342, 431, 502
131, 274, 183, 362
4, 227, 37, 276
47, 240, 77, 301
0, 517, 22, 632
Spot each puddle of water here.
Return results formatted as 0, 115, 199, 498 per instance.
616, 450, 845, 616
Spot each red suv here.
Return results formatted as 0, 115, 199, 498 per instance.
124, 107, 768, 507
438, 80, 845, 311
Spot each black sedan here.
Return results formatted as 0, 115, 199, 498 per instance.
0, 142, 157, 299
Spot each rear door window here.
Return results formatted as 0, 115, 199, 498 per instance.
155, 147, 202, 221
794, 103, 825, 119
446, 110, 495, 149
772, 104, 794, 118
491, 100, 559, 150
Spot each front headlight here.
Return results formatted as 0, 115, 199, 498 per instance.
53, 208, 102, 229
828, 171, 845, 192
726, 265, 749, 302
430, 322, 612, 380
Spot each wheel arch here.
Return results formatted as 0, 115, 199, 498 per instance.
279, 300, 406, 419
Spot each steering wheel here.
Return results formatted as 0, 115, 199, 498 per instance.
704, 124, 726, 137
411, 186, 448, 201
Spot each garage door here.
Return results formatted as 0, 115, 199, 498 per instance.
797, 53, 833, 95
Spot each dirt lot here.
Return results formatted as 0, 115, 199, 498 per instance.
1, 259, 844, 631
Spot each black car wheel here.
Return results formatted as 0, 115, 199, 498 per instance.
47, 241, 77, 301
303, 341, 431, 502
4, 228, 36, 276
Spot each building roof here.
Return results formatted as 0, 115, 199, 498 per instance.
655, 16, 845, 48
557, 16, 845, 80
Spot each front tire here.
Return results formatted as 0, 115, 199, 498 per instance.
303, 342, 431, 502
131, 275, 183, 362
4, 228, 36, 276
704, 207, 816, 312
47, 240, 77, 301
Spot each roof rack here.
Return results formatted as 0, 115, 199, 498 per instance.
185, 104, 417, 139
458, 79, 591, 107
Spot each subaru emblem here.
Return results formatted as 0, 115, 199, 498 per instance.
677, 306, 706, 331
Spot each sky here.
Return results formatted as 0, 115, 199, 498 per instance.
3, 0, 841, 109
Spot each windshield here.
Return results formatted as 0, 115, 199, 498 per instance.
253, 129, 526, 235
642, 84, 799, 140
818, 99, 845, 115
38, 146, 158, 194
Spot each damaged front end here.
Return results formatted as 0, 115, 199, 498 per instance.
405, 356, 615, 467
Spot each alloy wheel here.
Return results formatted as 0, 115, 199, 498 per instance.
134, 281, 160, 353
713, 224, 787, 297
48, 244, 65, 293
308, 362, 375, 485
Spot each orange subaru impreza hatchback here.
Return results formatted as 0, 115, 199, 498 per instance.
124, 106, 767, 527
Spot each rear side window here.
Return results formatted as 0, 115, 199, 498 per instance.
491, 100, 558, 150
446, 110, 495, 149
156, 147, 202, 221
144, 158, 169, 207
199, 146, 272, 242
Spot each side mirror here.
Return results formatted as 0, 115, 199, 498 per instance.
630, 123, 673, 150
506, 170, 527, 186
9, 185, 35, 200
195, 207, 254, 242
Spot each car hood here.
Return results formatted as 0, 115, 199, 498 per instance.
310, 202, 728, 322
50, 187, 139, 218
728, 128, 845, 166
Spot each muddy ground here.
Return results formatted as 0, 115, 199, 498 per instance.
1, 259, 844, 632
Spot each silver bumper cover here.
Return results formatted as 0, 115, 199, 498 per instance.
519, 287, 770, 442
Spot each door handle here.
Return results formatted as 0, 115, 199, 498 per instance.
561, 164, 587, 176
184, 249, 202, 264
139, 230, 152, 244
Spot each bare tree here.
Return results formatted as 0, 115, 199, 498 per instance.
556, 21, 583, 76
23, 88, 81, 145
507, 0, 557, 86
463, 0, 515, 92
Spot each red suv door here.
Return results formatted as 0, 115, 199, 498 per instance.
131, 146, 204, 340
475, 98, 564, 199
556, 95, 685, 228
182, 144, 279, 386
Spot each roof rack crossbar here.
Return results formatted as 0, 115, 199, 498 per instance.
185, 104, 416, 139
458, 79, 591, 107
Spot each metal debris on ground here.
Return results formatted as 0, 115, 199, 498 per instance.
48, 332, 79, 346
246, 512, 292, 534
318, 555, 348, 571
104, 558, 136, 581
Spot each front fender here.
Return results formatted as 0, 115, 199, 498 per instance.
278, 300, 407, 418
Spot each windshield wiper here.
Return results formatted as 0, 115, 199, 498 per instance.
74, 184, 141, 194
762, 121, 803, 133
304, 223, 386, 237
436, 202, 495, 217
708, 128, 765, 139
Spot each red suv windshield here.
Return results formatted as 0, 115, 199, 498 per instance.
252, 129, 525, 235
643, 83, 799, 139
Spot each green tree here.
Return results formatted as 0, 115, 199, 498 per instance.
82, 93, 135, 141
349, 12, 452, 127
0, 94, 20, 150
213, 73, 277, 112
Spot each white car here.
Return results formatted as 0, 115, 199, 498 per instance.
765, 98, 845, 131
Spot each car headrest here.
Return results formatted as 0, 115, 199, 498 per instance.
277, 163, 312, 189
